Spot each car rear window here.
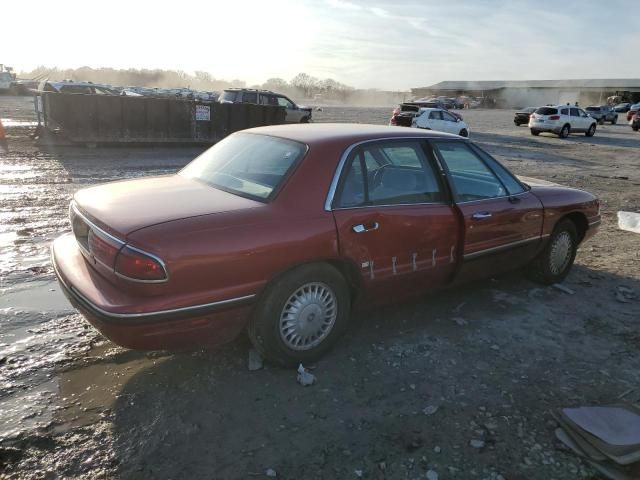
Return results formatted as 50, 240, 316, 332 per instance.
535, 107, 557, 115
179, 133, 306, 201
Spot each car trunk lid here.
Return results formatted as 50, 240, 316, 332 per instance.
73, 175, 264, 238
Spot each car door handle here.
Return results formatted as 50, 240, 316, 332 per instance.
472, 211, 492, 220
352, 222, 379, 233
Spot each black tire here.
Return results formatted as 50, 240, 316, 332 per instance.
526, 219, 578, 285
633, 126, 639, 132
611, 116, 617, 125
598, 117, 605, 125
559, 124, 570, 138
247, 263, 351, 366
459, 128, 469, 137
585, 123, 596, 137
300, 116, 310, 124
530, 129, 540, 136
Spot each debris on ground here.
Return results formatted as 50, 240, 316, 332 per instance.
426, 469, 439, 480
618, 211, 640, 234
265, 468, 277, 477
615, 285, 636, 303
423, 405, 439, 416
469, 439, 485, 449
296, 364, 316, 386
554, 405, 640, 479
248, 349, 264, 371
552, 283, 576, 295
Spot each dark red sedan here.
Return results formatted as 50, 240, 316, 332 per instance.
52, 124, 600, 365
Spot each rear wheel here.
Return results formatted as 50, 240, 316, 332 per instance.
247, 263, 350, 366
459, 128, 469, 137
559, 124, 570, 138
585, 123, 596, 137
598, 117, 605, 125
530, 129, 540, 136
633, 125, 639, 132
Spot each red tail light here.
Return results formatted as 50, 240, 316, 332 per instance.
87, 229, 120, 267
115, 246, 167, 282
549, 115, 560, 120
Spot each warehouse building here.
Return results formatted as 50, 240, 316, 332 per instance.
411, 79, 640, 108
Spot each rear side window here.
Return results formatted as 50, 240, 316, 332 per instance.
570, 108, 580, 117
560, 108, 568, 115
335, 141, 444, 207
535, 107, 557, 115
241, 92, 258, 104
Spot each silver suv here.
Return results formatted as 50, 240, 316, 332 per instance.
219, 89, 312, 123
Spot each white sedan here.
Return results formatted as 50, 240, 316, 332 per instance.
411, 108, 470, 137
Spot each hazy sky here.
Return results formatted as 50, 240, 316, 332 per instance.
5, 0, 638, 90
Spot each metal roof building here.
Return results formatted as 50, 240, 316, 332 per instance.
411, 79, 640, 107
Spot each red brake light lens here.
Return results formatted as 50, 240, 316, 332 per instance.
115, 246, 167, 282
549, 115, 560, 120
87, 229, 120, 267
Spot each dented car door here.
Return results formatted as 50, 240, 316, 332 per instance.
329, 139, 460, 303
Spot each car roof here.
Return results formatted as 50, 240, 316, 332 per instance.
240, 123, 462, 145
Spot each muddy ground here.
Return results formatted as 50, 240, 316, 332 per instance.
1, 96, 639, 479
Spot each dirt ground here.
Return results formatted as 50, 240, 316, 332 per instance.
1, 96, 639, 479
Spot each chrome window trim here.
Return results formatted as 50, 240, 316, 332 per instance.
323, 136, 453, 212
71, 201, 170, 283
463, 236, 542, 260
455, 190, 530, 205
332, 201, 446, 211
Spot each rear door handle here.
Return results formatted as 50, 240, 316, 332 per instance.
353, 222, 379, 233
472, 211, 492, 220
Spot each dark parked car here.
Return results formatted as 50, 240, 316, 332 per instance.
584, 106, 618, 124
613, 102, 631, 113
52, 124, 600, 365
219, 88, 312, 123
514, 107, 536, 126
390, 100, 462, 126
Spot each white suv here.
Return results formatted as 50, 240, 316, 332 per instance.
529, 105, 597, 138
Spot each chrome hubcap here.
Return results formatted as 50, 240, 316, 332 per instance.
279, 282, 337, 351
549, 232, 573, 275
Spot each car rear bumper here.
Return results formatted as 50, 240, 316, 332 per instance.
51, 233, 254, 350
529, 120, 562, 133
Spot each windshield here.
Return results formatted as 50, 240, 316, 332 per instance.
535, 107, 557, 115
179, 133, 306, 201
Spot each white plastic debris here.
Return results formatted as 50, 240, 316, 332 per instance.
618, 211, 640, 234
470, 439, 485, 448
423, 405, 439, 416
297, 364, 316, 386
354, 469, 363, 477
426, 470, 439, 480
265, 468, 277, 477
552, 283, 575, 295
248, 349, 263, 371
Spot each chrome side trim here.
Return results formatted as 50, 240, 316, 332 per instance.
323, 135, 453, 212
463, 236, 542, 260
72, 286, 256, 320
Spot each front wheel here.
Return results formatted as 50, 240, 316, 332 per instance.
247, 264, 351, 366
530, 129, 540, 136
585, 123, 596, 137
526, 219, 578, 285
459, 128, 469, 137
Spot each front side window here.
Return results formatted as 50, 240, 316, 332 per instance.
442, 111, 457, 122
432, 141, 507, 202
335, 141, 444, 208
570, 108, 580, 117
429, 110, 442, 120
472, 145, 525, 195
180, 133, 306, 201
276, 96, 295, 109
